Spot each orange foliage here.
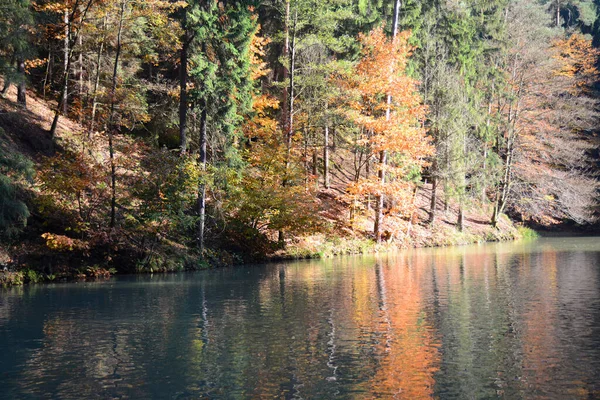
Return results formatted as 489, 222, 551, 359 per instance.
249, 24, 271, 80
344, 28, 429, 155
554, 33, 600, 93
41, 233, 89, 252
338, 28, 433, 219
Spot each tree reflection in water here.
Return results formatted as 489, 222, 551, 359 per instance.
1, 238, 599, 398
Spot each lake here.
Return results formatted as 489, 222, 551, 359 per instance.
1, 237, 599, 399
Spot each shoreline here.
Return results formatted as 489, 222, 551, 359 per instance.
0, 222, 530, 287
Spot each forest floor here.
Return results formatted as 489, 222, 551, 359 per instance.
274, 184, 520, 261
1, 83, 521, 282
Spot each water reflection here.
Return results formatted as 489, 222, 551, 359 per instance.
1, 238, 599, 398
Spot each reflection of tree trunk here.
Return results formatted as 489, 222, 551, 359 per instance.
375, 261, 392, 351
198, 101, 207, 252
326, 306, 338, 381
200, 282, 209, 345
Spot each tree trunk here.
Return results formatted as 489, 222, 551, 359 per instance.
366, 152, 371, 211
198, 101, 208, 252
284, 10, 296, 179
406, 184, 419, 239
1, 79, 10, 97
492, 134, 515, 227
374, 149, 386, 243
43, 51, 52, 100
491, 195, 500, 227
106, 1, 125, 230
2, 55, 15, 97
457, 203, 464, 232
90, 19, 105, 136
481, 146, 488, 202
279, 6, 297, 246
63, 9, 69, 114
179, 9, 189, 153
280, 0, 290, 141
312, 147, 318, 177
430, 174, 437, 225
331, 126, 337, 151
78, 28, 83, 123
16, 58, 26, 107
374, 0, 401, 244
323, 122, 330, 189
49, 0, 96, 140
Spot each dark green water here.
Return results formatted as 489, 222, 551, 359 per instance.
1, 238, 600, 399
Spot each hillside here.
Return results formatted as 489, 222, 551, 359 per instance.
2, 0, 599, 286
0, 82, 521, 285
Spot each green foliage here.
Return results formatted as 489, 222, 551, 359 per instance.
187, 1, 258, 148
0, 271, 24, 286
24, 269, 42, 283
0, 129, 34, 238
0, 0, 33, 84
517, 226, 539, 240
128, 148, 200, 237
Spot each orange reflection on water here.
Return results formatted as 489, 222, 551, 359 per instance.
365, 254, 441, 399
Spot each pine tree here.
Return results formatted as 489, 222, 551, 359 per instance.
0, 0, 34, 106
184, 0, 258, 251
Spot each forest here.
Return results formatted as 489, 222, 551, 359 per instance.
0, 0, 599, 282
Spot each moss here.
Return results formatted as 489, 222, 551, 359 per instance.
517, 226, 539, 240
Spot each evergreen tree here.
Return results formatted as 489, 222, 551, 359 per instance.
184, 0, 258, 251
0, 0, 34, 106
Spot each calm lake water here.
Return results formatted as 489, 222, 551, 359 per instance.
1, 237, 599, 399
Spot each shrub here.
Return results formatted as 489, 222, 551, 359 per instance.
0, 129, 34, 239
517, 226, 539, 240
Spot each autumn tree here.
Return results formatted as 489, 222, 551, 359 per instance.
340, 27, 431, 242
507, 32, 599, 225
